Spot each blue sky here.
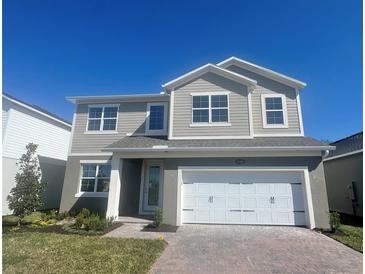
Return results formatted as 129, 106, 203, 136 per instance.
4, 0, 362, 141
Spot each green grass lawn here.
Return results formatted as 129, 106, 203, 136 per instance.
331, 225, 363, 252
3, 230, 166, 273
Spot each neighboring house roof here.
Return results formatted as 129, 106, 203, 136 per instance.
162, 63, 257, 92
3, 93, 72, 127
217, 56, 307, 90
104, 136, 334, 152
66, 93, 169, 104
325, 132, 363, 160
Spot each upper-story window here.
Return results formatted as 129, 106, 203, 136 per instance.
191, 93, 230, 126
146, 103, 167, 135
87, 105, 118, 132
261, 94, 288, 128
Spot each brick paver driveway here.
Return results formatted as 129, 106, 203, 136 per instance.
151, 225, 362, 274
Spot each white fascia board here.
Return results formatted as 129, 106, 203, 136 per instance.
66, 93, 169, 104
217, 57, 307, 90
3, 95, 72, 128
103, 145, 334, 152
162, 63, 257, 92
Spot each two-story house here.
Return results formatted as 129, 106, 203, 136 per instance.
60, 57, 334, 229
3, 93, 71, 215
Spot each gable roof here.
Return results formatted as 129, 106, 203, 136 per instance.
162, 63, 257, 92
3, 93, 72, 127
326, 132, 363, 160
217, 57, 307, 90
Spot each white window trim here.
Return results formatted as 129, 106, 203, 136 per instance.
85, 104, 119, 133
75, 162, 111, 198
145, 102, 168, 135
261, 94, 288, 128
191, 93, 230, 126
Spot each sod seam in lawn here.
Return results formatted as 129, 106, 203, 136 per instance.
3, 231, 166, 273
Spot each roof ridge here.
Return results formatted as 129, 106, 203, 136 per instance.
330, 131, 363, 145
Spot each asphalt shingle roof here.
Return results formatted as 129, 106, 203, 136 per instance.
105, 136, 332, 151
328, 132, 363, 158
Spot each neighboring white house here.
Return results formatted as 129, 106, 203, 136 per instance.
2, 93, 72, 215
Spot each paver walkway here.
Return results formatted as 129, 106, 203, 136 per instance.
106, 224, 363, 273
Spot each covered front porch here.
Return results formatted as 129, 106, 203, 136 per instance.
106, 157, 164, 221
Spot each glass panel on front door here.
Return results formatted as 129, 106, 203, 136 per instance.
147, 166, 160, 206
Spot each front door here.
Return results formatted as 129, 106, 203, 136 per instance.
143, 161, 163, 212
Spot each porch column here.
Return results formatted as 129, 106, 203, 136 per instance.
106, 156, 123, 220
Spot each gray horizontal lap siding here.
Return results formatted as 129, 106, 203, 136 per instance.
71, 101, 169, 153
172, 72, 250, 137
226, 65, 301, 135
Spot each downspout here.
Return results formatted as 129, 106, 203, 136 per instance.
321, 149, 330, 159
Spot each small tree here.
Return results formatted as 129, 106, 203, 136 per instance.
7, 143, 46, 216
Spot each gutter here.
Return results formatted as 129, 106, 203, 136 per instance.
323, 149, 363, 162
66, 93, 169, 103
103, 145, 335, 153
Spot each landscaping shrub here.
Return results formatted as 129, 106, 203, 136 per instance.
83, 214, 109, 231
329, 212, 341, 231
21, 212, 43, 225
57, 211, 70, 220
153, 208, 163, 227
3, 215, 20, 226
72, 208, 112, 231
7, 143, 46, 216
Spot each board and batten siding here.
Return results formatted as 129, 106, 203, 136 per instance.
71, 101, 169, 153
226, 65, 302, 135
172, 72, 251, 138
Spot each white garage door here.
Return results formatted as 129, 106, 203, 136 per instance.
181, 170, 307, 226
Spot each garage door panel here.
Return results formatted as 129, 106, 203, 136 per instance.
256, 197, 271, 208
273, 183, 291, 194
273, 211, 293, 224
257, 211, 272, 223
227, 197, 241, 208
197, 196, 210, 207
257, 184, 271, 194
182, 209, 195, 223
227, 183, 240, 194
197, 183, 210, 194
212, 209, 226, 223
181, 170, 307, 226
242, 211, 258, 224
211, 183, 226, 194
196, 209, 210, 223
242, 197, 257, 209
213, 196, 226, 208
183, 196, 196, 209
227, 211, 241, 224
273, 197, 293, 210
183, 183, 195, 194
241, 183, 255, 194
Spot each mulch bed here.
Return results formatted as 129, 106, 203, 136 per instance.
3, 222, 124, 236
141, 224, 178, 232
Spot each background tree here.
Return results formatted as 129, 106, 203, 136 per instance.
7, 143, 46, 216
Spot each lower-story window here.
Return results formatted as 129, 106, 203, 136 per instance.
80, 164, 111, 193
